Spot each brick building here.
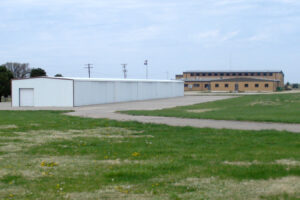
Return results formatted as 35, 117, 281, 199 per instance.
176, 71, 284, 92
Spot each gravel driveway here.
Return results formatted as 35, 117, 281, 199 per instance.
2, 95, 300, 133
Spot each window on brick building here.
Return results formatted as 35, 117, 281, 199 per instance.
193, 84, 200, 87
265, 84, 269, 88
245, 84, 249, 88
255, 84, 259, 88
215, 84, 219, 88
225, 84, 229, 88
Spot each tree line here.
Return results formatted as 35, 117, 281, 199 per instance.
0, 62, 62, 102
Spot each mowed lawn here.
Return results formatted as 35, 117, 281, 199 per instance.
121, 93, 300, 124
0, 111, 300, 200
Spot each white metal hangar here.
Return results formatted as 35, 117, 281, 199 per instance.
12, 77, 184, 107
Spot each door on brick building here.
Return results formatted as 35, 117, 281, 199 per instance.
235, 83, 239, 92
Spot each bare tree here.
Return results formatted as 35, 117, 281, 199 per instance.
5, 62, 31, 78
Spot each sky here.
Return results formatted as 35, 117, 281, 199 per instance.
0, 0, 299, 82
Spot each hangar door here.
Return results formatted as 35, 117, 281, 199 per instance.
20, 88, 34, 107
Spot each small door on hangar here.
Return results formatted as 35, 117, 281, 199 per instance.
20, 88, 34, 107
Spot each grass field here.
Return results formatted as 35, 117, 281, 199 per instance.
0, 111, 300, 199
121, 93, 300, 124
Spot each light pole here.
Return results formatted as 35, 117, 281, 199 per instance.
144, 60, 148, 79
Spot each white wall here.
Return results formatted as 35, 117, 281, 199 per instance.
12, 78, 74, 107
74, 80, 184, 106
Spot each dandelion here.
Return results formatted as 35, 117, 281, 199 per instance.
132, 152, 140, 157
41, 161, 58, 167
41, 161, 46, 167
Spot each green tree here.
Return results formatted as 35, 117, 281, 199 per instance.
30, 68, 47, 77
54, 74, 63, 77
0, 66, 14, 102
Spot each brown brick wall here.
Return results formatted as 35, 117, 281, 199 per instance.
182, 71, 284, 90
184, 72, 283, 83
184, 81, 277, 92
184, 82, 210, 91
211, 81, 275, 92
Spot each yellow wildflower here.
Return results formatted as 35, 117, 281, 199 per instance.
132, 152, 140, 157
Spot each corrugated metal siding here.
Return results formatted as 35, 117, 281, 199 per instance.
74, 80, 184, 106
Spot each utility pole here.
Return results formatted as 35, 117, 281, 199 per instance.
84, 64, 93, 78
121, 64, 127, 79
144, 60, 148, 79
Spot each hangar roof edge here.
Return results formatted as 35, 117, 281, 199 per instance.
12, 77, 183, 83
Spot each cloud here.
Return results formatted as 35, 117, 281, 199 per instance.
222, 31, 240, 41
248, 33, 270, 41
194, 30, 220, 40
0, 0, 299, 82
118, 26, 164, 42
192, 30, 240, 43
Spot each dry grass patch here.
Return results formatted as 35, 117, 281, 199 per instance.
175, 176, 300, 200
223, 160, 261, 166
0, 143, 23, 153
0, 169, 10, 178
98, 159, 148, 165
65, 185, 164, 200
19, 170, 43, 179
14, 127, 152, 145
223, 159, 300, 167
249, 101, 281, 106
186, 108, 217, 113
32, 156, 149, 170
0, 125, 17, 129
0, 186, 27, 198
29, 123, 40, 127
275, 159, 300, 166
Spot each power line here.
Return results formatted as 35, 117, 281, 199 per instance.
121, 64, 127, 79
84, 63, 93, 78
166, 71, 169, 80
